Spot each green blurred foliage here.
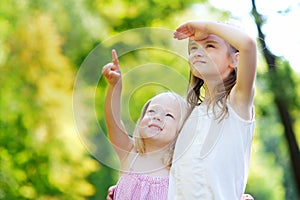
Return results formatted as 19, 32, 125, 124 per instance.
0, 1, 100, 199
252, 57, 300, 199
0, 0, 299, 199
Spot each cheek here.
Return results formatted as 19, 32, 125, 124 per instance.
167, 123, 179, 136
187, 56, 196, 70
168, 129, 179, 141
188, 54, 194, 64
139, 117, 150, 127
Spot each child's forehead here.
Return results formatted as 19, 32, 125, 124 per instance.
147, 102, 180, 115
189, 34, 224, 45
151, 93, 178, 102
149, 94, 180, 108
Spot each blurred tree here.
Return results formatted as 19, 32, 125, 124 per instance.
250, 0, 300, 199
0, 1, 99, 199
83, 0, 209, 31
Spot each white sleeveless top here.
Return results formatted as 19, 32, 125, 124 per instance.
168, 102, 254, 200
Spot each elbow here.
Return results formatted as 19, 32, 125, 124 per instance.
247, 37, 257, 50
240, 37, 257, 53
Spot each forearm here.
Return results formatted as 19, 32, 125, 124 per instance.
205, 21, 256, 52
207, 21, 257, 96
104, 82, 123, 131
104, 82, 133, 158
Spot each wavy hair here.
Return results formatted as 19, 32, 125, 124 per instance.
187, 43, 238, 121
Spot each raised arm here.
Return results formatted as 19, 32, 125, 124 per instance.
174, 21, 257, 119
102, 49, 134, 160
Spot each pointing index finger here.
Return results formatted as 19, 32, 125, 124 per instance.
112, 49, 119, 66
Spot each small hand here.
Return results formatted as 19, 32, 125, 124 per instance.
106, 185, 116, 200
102, 49, 121, 85
241, 194, 254, 200
173, 21, 209, 41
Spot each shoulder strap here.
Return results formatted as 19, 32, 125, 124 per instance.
129, 153, 139, 171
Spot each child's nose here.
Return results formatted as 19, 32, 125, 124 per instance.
193, 48, 205, 57
152, 112, 164, 121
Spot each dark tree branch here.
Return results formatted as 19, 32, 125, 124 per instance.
251, 0, 300, 195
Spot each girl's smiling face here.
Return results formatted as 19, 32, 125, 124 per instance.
137, 93, 183, 149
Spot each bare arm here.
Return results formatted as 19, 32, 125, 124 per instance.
174, 21, 257, 119
102, 49, 134, 160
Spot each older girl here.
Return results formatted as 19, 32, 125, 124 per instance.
169, 20, 257, 199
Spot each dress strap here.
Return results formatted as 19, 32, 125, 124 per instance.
129, 153, 139, 171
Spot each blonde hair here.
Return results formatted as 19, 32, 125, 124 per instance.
133, 92, 189, 168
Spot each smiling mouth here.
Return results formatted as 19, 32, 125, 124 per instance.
193, 60, 206, 65
148, 124, 163, 131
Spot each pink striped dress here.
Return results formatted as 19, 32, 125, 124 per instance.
113, 154, 169, 200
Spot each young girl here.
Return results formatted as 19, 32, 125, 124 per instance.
102, 49, 188, 200
168, 20, 257, 199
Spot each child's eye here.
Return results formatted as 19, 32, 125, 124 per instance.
190, 46, 197, 50
147, 110, 157, 116
166, 113, 174, 119
206, 44, 215, 48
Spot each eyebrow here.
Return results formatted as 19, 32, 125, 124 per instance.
189, 39, 219, 54
189, 40, 200, 46
189, 39, 219, 46
205, 39, 219, 44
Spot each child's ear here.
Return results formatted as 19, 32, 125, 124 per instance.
229, 52, 239, 69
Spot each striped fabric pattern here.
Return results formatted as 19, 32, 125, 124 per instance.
113, 172, 169, 200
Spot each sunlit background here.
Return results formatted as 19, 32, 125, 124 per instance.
0, 0, 299, 199
211, 0, 300, 72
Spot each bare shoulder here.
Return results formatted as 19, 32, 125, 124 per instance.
119, 147, 137, 173
229, 88, 254, 121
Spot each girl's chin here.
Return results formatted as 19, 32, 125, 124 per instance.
141, 131, 162, 139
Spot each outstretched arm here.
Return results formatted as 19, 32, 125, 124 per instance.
102, 49, 133, 160
174, 21, 257, 119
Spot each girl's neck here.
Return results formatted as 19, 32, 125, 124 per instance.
203, 78, 226, 104
143, 144, 170, 155
203, 83, 214, 104
131, 148, 170, 176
